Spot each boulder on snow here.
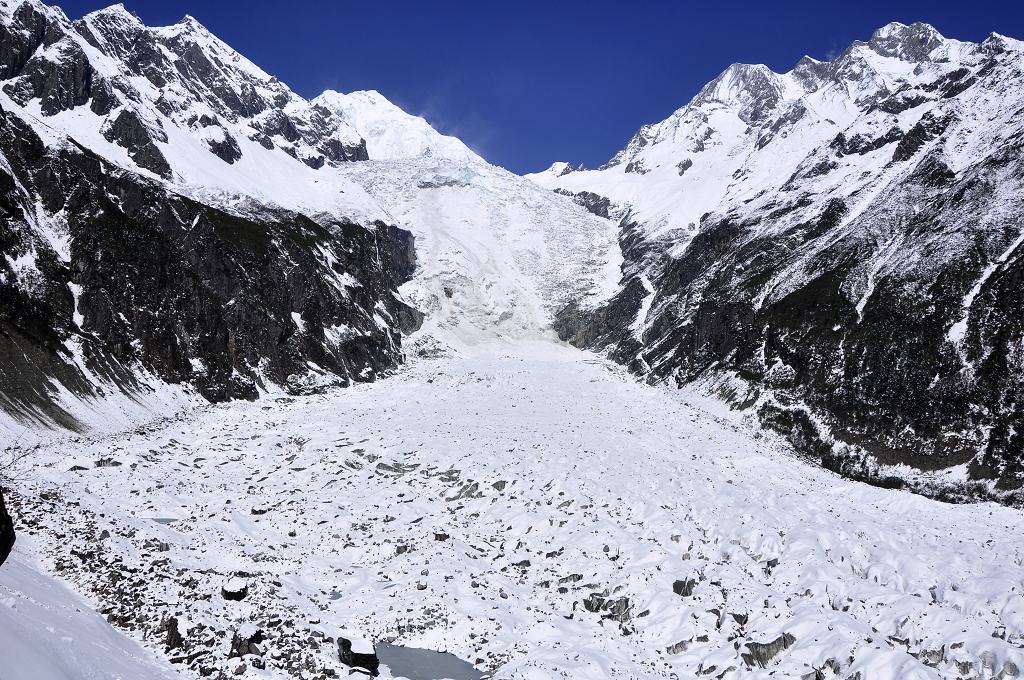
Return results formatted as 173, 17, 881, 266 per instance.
742, 632, 796, 668
338, 635, 379, 676
229, 627, 264, 658
160, 616, 184, 652
221, 577, 249, 601
673, 578, 696, 597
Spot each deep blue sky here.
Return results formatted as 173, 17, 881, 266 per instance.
57, 0, 1024, 173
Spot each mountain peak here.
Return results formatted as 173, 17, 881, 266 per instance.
82, 3, 143, 29
868, 21, 945, 60
177, 14, 204, 28
984, 31, 1024, 54
312, 89, 477, 163
694, 62, 784, 123
90, 2, 132, 16
531, 161, 577, 178
158, 12, 215, 39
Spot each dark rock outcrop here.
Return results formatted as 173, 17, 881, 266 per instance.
319, 137, 369, 163
553, 188, 612, 218
101, 109, 172, 178
204, 127, 243, 164
338, 637, 379, 676
0, 488, 14, 567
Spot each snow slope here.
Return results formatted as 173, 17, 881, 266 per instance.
0, 548, 180, 680
9, 340, 1024, 680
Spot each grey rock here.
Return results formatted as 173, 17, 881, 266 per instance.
101, 109, 172, 178
229, 628, 264, 658
741, 632, 796, 668
673, 578, 696, 597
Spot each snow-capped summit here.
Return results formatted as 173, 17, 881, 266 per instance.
867, 21, 946, 60
312, 89, 478, 163
534, 160, 579, 178
692, 63, 787, 123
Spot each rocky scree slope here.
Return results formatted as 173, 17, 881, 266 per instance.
530, 23, 1024, 503
0, 0, 429, 432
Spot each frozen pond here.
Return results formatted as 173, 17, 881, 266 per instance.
377, 643, 484, 680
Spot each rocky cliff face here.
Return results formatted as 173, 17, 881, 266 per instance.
0, 0, 424, 431
534, 23, 1024, 503
0, 487, 13, 566
0, 100, 421, 427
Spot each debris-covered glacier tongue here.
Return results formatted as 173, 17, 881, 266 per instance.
7, 340, 1024, 679
531, 21, 1024, 503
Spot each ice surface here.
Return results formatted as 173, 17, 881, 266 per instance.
377, 642, 485, 680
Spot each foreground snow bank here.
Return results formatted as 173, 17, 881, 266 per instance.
0, 550, 178, 680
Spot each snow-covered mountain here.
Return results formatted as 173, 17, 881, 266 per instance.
2, 6, 1024, 680
529, 22, 1024, 502
0, 0, 617, 437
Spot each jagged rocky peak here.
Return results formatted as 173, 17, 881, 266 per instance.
0, 0, 377, 175
867, 21, 946, 61
982, 31, 1024, 55
76, 3, 145, 47
547, 20, 1017, 182
150, 12, 291, 117
693, 62, 785, 122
